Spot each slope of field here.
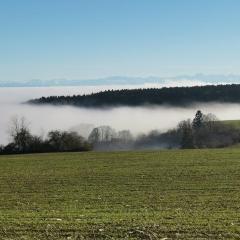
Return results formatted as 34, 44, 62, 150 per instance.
0, 150, 240, 239
223, 120, 240, 129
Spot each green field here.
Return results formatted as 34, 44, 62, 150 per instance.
1, 150, 240, 239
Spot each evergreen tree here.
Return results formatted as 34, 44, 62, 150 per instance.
192, 110, 204, 130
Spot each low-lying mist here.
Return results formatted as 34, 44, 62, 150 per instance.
1, 86, 240, 145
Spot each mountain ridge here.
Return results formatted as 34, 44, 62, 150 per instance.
2, 74, 240, 87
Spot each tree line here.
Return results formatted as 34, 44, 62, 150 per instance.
1, 111, 239, 154
28, 84, 240, 107
86, 111, 240, 150
0, 117, 92, 154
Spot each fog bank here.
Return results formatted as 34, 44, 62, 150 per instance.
1, 86, 240, 145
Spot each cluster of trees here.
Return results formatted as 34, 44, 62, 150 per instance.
177, 111, 239, 148
29, 84, 240, 108
88, 126, 134, 150
0, 117, 92, 154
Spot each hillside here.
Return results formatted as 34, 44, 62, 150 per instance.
222, 119, 240, 129
28, 84, 240, 108
1, 149, 240, 239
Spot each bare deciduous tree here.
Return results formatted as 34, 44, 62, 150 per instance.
8, 116, 31, 152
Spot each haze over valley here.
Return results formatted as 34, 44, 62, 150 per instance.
1, 84, 240, 145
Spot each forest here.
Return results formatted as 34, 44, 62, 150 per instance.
28, 84, 240, 107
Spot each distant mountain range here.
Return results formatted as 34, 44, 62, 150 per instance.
1, 74, 240, 87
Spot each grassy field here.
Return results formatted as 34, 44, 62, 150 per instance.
1, 150, 240, 239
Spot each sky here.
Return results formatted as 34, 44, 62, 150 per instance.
1, 0, 240, 81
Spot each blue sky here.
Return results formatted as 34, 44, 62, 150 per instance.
1, 0, 240, 81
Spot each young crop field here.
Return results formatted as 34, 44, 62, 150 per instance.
0, 149, 240, 239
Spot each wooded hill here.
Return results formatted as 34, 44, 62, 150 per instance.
28, 84, 240, 107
